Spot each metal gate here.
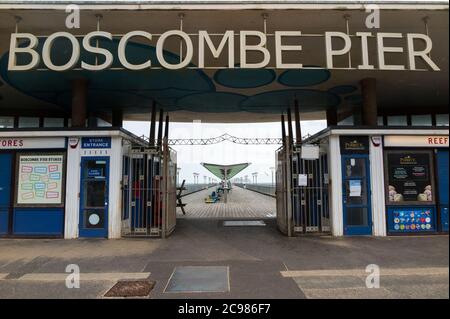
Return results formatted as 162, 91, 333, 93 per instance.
276, 143, 330, 236
121, 140, 177, 238
291, 150, 330, 233
276, 140, 292, 236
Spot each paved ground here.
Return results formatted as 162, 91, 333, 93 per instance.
0, 219, 448, 299
177, 187, 276, 218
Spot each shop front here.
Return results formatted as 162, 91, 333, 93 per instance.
0, 129, 149, 239
339, 136, 372, 235
384, 135, 449, 235
0, 136, 66, 237
304, 127, 449, 237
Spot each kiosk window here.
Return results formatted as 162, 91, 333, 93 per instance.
385, 151, 434, 204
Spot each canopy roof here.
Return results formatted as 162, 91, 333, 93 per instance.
201, 162, 250, 180
0, 4, 448, 123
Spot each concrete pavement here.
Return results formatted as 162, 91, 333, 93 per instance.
0, 219, 448, 299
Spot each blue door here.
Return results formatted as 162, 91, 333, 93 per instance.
437, 150, 449, 232
79, 157, 109, 238
0, 153, 13, 235
342, 155, 372, 235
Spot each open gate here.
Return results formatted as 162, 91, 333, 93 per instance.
276, 142, 330, 236
121, 140, 177, 238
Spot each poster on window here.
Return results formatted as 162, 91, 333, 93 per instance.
388, 207, 436, 233
386, 152, 434, 203
16, 154, 64, 205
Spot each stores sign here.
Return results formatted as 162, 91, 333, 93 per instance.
7, 30, 440, 71
0, 137, 65, 149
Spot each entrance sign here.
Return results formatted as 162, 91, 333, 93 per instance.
81, 137, 111, 149
16, 154, 64, 205
385, 135, 449, 148
8, 30, 440, 71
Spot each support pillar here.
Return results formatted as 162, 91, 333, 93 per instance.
164, 114, 169, 139
71, 79, 88, 128
157, 109, 164, 150
286, 108, 294, 147
281, 114, 286, 148
149, 101, 157, 147
294, 100, 302, 146
112, 108, 123, 127
326, 107, 338, 127
361, 78, 378, 126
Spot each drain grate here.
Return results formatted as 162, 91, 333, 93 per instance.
223, 220, 266, 227
104, 279, 155, 298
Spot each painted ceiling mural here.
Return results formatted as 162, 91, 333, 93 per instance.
0, 38, 362, 114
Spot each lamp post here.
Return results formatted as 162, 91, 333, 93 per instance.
270, 166, 275, 186
193, 172, 199, 184
177, 167, 181, 186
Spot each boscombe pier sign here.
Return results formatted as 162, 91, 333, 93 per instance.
8, 30, 440, 71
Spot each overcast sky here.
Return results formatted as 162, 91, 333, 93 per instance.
123, 120, 326, 184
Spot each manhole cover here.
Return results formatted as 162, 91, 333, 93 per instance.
104, 279, 155, 298
223, 220, 266, 227
165, 266, 229, 293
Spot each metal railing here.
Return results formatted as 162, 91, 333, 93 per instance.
180, 183, 216, 196
234, 183, 276, 197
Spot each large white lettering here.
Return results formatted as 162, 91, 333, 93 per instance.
198, 30, 234, 68
6, 30, 440, 72
8, 33, 40, 71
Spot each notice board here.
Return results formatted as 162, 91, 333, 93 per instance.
385, 151, 434, 204
16, 154, 65, 206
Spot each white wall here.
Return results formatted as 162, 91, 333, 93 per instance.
328, 135, 344, 236
64, 136, 123, 239
64, 141, 81, 239
108, 136, 123, 239
370, 136, 387, 236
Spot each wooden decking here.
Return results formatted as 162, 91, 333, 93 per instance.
177, 186, 276, 219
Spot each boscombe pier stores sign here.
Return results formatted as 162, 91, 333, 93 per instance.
8, 30, 440, 71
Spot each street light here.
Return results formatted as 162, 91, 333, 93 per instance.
177, 167, 181, 186
270, 167, 275, 186
193, 172, 199, 184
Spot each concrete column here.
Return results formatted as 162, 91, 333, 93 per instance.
370, 136, 387, 236
361, 78, 378, 126
329, 135, 344, 236
326, 107, 338, 126
71, 79, 88, 128
64, 140, 81, 239
108, 136, 124, 239
112, 108, 123, 127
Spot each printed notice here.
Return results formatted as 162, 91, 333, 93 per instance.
298, 174, 308, 186
16, 154, 64, 205
349, 180, 362, 197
